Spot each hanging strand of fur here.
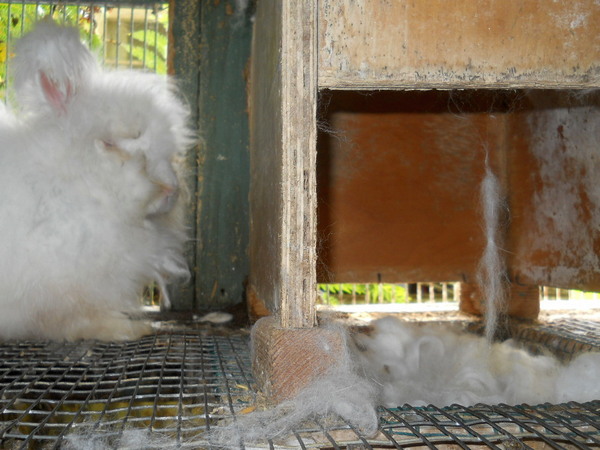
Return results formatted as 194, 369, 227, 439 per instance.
477, 153, 508, 342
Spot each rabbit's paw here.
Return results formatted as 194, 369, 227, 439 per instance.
75, 314, 153, 341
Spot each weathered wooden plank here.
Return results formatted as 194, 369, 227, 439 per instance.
249, 0, 318, 328
507, 91, 600, 291
196, 0, 252, 310
167, 0, 201, 310
318, 0, 600, 89
248, 0, 283, 321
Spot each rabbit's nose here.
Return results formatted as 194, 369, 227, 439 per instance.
148, 183, 179, 216
161, 183, 179, 209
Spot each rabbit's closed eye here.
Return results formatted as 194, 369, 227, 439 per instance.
97, 139, 136, 161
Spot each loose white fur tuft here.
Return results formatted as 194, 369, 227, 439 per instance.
201, 318, 600, 447
207, 324, 378, 448
0, 21, 194, 341
478, 155, 508, 342
207, 365, 378, 448
64, 428, 182, 450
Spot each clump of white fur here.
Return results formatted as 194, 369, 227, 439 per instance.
63, 429, 182, 450
353, 317, 562, 407
207, 366, 378, 448
206, 323, 378, 448
204, 318, 600, 447
0, 20, 194, 341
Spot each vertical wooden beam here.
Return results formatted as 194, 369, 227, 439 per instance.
168, 0, 201, 310
249, 0, 318, 328
458, 113, 541, 320
196, 0, 253, 310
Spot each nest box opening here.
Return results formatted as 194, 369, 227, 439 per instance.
316, 89, 600, 318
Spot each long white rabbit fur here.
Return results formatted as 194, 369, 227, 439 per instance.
0, 20, 194, 341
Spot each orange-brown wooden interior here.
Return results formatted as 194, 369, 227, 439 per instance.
317, 90, 506, 285
316, 90, 600, 297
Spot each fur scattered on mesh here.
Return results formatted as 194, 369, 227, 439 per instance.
62, 318, 600, 449
204, 317, 600, 448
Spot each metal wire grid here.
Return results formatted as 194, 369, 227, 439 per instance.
0, 331, 254, 449
278, 402, 600, 449
512, 319, 600, 361
1, 321, 599, 449
375, 402, 600, 449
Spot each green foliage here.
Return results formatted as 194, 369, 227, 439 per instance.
0, 4, 169, 101
128, 6, 168, 74
318, 283, 408, 305
122, 28, 168, 74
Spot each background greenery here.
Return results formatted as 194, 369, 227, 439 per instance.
318, 283, 409, 305
0, 3, 168, 101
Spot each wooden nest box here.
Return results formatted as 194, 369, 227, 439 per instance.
248, 0, 600, 401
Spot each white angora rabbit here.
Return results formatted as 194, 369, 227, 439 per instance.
0, 20, 194, 341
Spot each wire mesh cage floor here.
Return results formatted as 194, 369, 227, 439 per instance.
1, 318, 599, 449
0, 326, 254, 449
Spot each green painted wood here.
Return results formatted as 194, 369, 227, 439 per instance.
196, 0, 253, 309
167, 0, 201, 310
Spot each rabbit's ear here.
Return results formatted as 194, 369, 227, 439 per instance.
11, 20, 96, 113
39, 71, 73, 113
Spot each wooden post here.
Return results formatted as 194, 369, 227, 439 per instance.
252, 317, 345, 402
168, 0, 254, 311
248, 0, 346, 403
196, 0, 253, 310
248, 0, 318, 328
167, 0, 201, 310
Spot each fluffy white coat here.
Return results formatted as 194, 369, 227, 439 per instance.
0, 21, 193, 340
